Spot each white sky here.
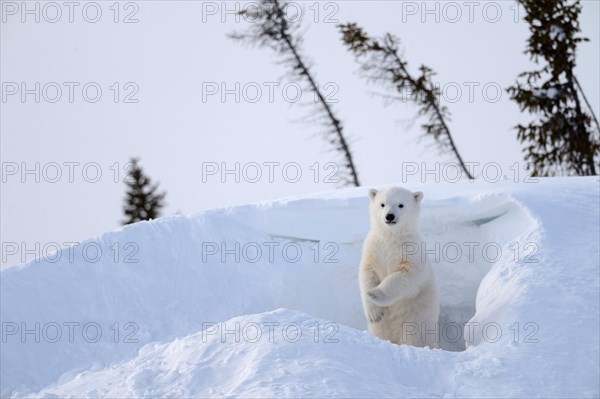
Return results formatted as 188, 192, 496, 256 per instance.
1, 0, 599, 267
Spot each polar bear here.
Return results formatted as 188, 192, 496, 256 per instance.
359, 187, 439, 348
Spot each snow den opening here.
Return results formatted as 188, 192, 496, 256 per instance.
417, 195, 537, 351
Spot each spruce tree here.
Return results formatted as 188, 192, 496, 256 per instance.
339, 23, 474, 179
230, 0, 360, 187
122, 158, 166, 225
507, 0, 599, 176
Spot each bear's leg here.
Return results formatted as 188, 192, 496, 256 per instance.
367, 271, 422, 307
360, 267, 385, 324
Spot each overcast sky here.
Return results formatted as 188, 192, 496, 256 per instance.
1, 0, 599, 267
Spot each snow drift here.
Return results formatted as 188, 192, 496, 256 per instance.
1, 177, 598, 397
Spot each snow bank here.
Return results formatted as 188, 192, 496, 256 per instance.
1, 177, 598, 397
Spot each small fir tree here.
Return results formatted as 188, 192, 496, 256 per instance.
122, 158, 166, 225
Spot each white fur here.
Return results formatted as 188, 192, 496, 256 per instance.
359, 187, 440, 348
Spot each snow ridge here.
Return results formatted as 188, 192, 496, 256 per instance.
1, 178, 598, 397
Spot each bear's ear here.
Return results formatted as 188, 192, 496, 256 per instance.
413, 191, 424, 203
368, 189, 378, 200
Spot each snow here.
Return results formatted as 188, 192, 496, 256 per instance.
1, 177, 599, 397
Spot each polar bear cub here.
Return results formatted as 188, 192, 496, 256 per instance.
359, 187, 439, 348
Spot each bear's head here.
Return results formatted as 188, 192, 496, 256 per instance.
368, 187, 424, 235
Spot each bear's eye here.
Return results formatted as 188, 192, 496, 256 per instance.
398, 204, 404, 208
380, 203, 384, 208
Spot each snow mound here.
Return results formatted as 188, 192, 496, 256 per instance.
34, 309, 453, 398
2, 178, 599, 397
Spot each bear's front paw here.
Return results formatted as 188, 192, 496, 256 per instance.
367, 288, 389, 307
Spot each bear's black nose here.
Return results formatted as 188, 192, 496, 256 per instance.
386, 213, 395, 221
